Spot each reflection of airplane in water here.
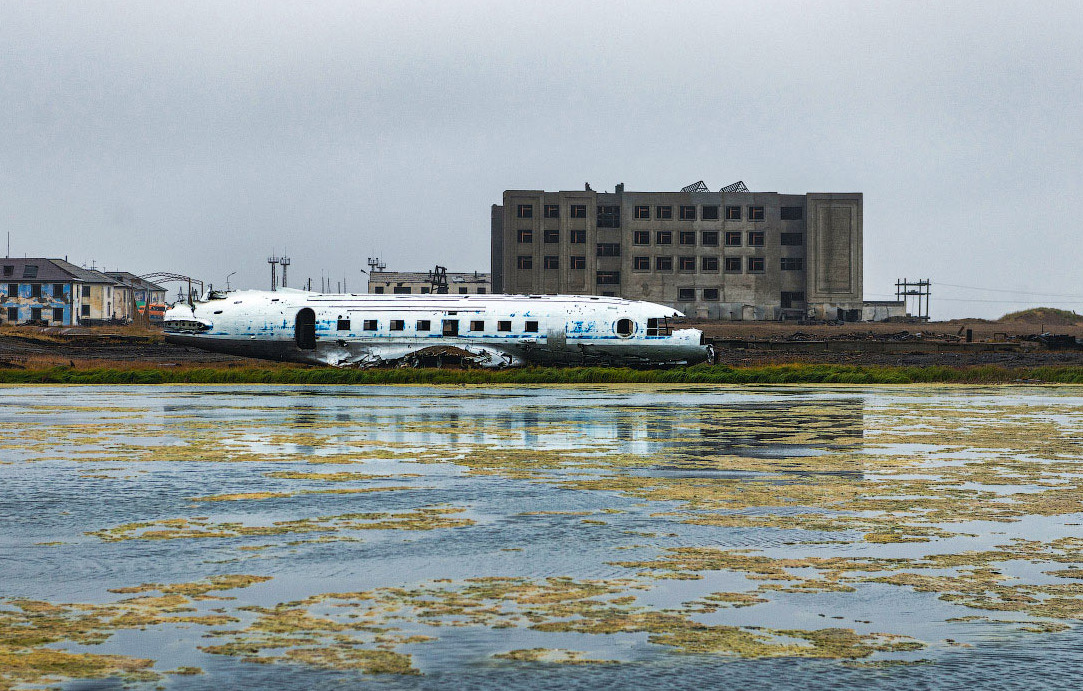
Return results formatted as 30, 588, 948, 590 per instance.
163, 290, 711, 368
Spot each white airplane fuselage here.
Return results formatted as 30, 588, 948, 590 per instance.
163, 290, 710, 368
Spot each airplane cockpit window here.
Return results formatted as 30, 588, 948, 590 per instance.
646, 318, 671, 337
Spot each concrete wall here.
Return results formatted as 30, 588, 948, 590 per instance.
493, 187, 863, 320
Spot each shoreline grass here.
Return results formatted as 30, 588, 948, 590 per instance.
1, 363, 1083, 385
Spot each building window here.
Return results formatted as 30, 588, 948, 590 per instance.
7, 283, 18, 296
393, 286, 411, 294
655, 256, 673, 271
702, 231, 719, 246
477, 288, 487, 294
634, 205, 650, 219
2, 265, 12, 277
703, 288, 719, 300
470, 320, 485, 331
570, 255, 586, 269
337, 318, 351, 331
748, 257, 765, 272
81, 285, 90, 297
596, 243, 621, 257
81, 304, 90, 316
458, 287, 468, 294
363, 319, 378, 330
597, 205, 621, 228
517, 256, 533, 270
679, 205, 696, 220
656, 205, 672, 219
781, 206, 803, 220
23, 265, 38, 279
53, 284, 65, 297
390, 320, 405, 331
679, 231, 696, 245
633, 256, 650, 270
725, 231, 742, 246
517, 229, 533, 243
417, 320, 431, 331
596, 271, 621, 285
781, 232, 803, 246
31, 307, 41, 322
702, 257, 719, 271
420, 287, 430, 294
749, 206, 765, 221
748, 231, 765, 246
633, 231, 650, 244
678, 288, 696, 301
544, 204, 560, 219
725, 206, 741, 220
702, 205, 719, 220
498, 320, 512, 332
679, 256, 696, 271
543, 229, 559, 243
724, 257, 742, 272
569, 229, 586, 244
570, 204, 587, 218
781, 291, 806, 308
52, 307, 64, 322
7, 306, 18, 321
516, 204, 533, 218
374, 286, 385, 294
544, 256, 560, 269
30, 284, 41, 298
656, 230, 672, 245
781, 258, 804, 271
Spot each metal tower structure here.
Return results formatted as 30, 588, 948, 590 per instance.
719, 180, 749, 193
267, 255, 279, 291
279, 256, 291, 288
896, 279, 931, 320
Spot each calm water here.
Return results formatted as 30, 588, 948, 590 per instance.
2, 384, 1083, 690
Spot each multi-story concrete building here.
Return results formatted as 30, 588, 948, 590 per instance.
492, 183, 864, 320
1, 258, 123, 325
367, 271, 491, 295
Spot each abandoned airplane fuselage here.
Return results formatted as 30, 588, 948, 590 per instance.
163, 290, 710, 368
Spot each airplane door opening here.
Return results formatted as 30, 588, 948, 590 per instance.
296, 308, 316, 349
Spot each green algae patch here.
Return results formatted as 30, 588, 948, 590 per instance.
493, 648, 618, 665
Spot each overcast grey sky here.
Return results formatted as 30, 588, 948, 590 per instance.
2, 1, 1081, 318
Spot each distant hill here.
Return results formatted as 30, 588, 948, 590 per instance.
998, 307, 1083, 326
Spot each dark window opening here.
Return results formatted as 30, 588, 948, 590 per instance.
524, 320, 539, 332
517, 229, 533, 243
569, 229, 586, 244
82, 285, 90, 297
656, 230, 672, 245
498, 320, 512, 332
596, 243, 621, 257
597, 205, 621, 228
390, 319, 405, 331
679, 231, 696, 245
30, 284, 41, 298
725, 206, 741, 220
7, 307, 18, 322
725, 231, 741, 246
749, 206, 765, 221
748, 231, 765, 246
363, 319, 378, 330
596, 271, 621, 285
679, 205, 696, 220
702, 205, 719, 220
393, 286, 411, 294
634, 205, 650, 219
416, 320, 431, 331
633, 231, 650, 244
443, 319, 459, 336
678, 288, 695, 301
781, 291, 806, 308
781, 206, 804, 220
570, 204, 587, 218
781, 258, 804, 271
655, 256, 673, 271
679, 256, 696, 271
470, 320, 484, 331
7, 283, 17, 296
570, 256, 586, 269
337, 317, 351, 331
781, 232, 804, 246
374, 286, 385, 294
516, 204, 533, 218
477, 288, 487, 294
2, 265, 12, 277
646, 317, 671, 337
616, 318, 634, 337
458, 287, 468, 294
543, 229, 559, 243
22, 265, 38, 278
30, 307, 41, 322
544, 204, 560, 218
748, 257, 765, 272
702, 231, 719, 246
724, 257, 742, 272
52, 308, 64, 322
81, 304, 90, 316
295, 308, 316, 350
633, 256, 650, 270
544, 256, 559, 269
517, 256, 533, 270
421, 287, 430, 293
703, 288, 720, 300
702, 257, 719, 271
53, 284, 65, 297
656, 205, 672, 219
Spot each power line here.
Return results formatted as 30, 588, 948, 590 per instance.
936, 282, 1083, 299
